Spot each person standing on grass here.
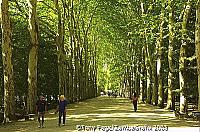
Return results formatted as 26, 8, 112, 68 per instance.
36, 95, 47, 128
57, 95, 67, 126
132, 92, 138, 112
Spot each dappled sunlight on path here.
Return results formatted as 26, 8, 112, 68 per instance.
0, 96, 199, 132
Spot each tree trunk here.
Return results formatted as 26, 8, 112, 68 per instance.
67, 0, 74, 102
54, 0, 67, 95
74, 35, 78, 101
139, 47, 145, 102
145, 44, 153, 104
84, 38, 89, 99
126, 67, 131, 98
135, 61, 140, 96
179, 45, 187, 113
140, 0, 152, 104
80, 51, 84, 100
0, 0, 15, 121
75, 12, 84, 100
196, 0, 200, 111
94, 37, 98, 97
157, 0, 165, 108
70, 2, 79, 101
179, 0, 191, 113
152, 58, 158, 105
166, 0, 175, 110
135, 45, 141, 96
27, 0, 39, 114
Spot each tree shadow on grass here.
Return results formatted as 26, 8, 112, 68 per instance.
0, 96, 199, 132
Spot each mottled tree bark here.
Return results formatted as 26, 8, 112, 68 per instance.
157, 0, 165, 108
27, 0, 39, 114
179, 0, 191, 113
139, 47, 145, 102
0, 0, 15, 121
195, 0, 200, 111
166, 0, 175, 110
152, 58, 158, 106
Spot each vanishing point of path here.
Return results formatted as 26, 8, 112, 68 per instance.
0, 96, 200, 132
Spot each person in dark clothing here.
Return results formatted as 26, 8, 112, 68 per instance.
132, 92, 138, 112
36, 95, 47, 128
108, 92, 111, 98
57, 95, 67, 126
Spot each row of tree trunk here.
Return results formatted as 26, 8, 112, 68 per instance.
54, 0, 98, 102
121, 0, 200, 113
0, 0, 98, 122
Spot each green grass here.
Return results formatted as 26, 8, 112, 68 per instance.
0, 96, 199, 132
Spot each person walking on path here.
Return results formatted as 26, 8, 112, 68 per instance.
132, 92, 138, 112
36, 95, 47, 128
57, 95, 67, 126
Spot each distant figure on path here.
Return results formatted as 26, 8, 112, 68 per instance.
132, 92, 138, 112
36, 95, 47, 128
108, 92, 111, 98
57, 95, 67, 126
